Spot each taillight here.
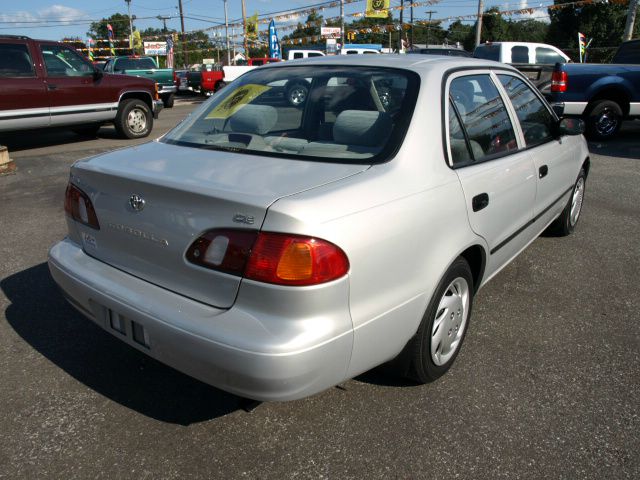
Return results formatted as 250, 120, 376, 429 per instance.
173, 71, 178, 85
64, 183, 100, 230
186, 230, 349, 286
551, 71, 568, 93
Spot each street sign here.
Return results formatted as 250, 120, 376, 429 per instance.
144, 41, 167, 56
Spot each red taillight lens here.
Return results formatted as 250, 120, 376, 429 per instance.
186, 229, 258, 276
186, 230, 349, 286
64, 183, 100, 230
173, 71, 178, 85
551, 71, 568, 92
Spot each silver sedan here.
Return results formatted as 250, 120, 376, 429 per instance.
49, 56, 589, 401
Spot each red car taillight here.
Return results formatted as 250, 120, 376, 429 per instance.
551, 70, 568, 93
186, 229, 349, 286
64, 183, 100, 230
173, 71, 178, 85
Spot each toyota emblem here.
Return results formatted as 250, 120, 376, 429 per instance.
129, 194, 145, 212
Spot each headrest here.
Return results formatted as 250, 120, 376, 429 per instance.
228, 104, 277, 135
333, 110, 392, 147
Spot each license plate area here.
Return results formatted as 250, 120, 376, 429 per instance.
106, 308, 151, 349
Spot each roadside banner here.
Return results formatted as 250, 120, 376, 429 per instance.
247, 13, 259, 39
365, 0, 390, 18
107, 23, 115, 56
321, 27, 341, 37
268, 20, 281, 59
166, 36, 174, 68
144, 41, 168, 55
86, 39, 94, 61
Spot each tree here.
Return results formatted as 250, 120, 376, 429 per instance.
480, 7, 509, 42
506, 19, 548, 43
446, 21, 475, 51
87, 13, 131, 40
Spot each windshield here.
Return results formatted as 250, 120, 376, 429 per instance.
161, 65, 420, 163
473, 44, 500, 61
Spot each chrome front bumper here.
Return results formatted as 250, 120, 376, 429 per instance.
48, 238, 353, 401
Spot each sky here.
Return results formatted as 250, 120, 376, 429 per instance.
0, 0, 550, 42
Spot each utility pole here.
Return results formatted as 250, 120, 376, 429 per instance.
157, 15, 170, 32
178, 0, 187, 67
623, 0, 638, 41
241, 0, 248, 58
399, 0, 404, 52
425, 10, 435, 46
125, 0, 133, 49
410, 4, 414, 48
475, 0, 484, 47
224, 0, 231, 64
340, 0, 345, 47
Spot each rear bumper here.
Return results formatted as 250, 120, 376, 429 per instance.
152, 99, 163, 119
158, 85, 177, 95
47, 238, 353, 401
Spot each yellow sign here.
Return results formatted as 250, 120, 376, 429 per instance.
365, 0, 389, 18
206, 84, 271, 119
246, 13, 259, 39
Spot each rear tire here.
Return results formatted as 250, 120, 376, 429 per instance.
406, 257, 474, 383
162, 93, 175, 109
114, 99, 153, 139
546, 168, 586, 236
585, 99, 623, 140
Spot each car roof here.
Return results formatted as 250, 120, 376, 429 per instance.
265, 54, 515, 75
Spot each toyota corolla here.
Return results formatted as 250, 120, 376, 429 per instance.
48, 56, 589, 401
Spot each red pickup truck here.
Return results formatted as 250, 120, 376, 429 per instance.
0, 35, 163, 139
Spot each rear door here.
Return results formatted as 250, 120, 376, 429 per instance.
38, 43, 116, 126
497, 73, 577, 227
446, 71, 537, 278
0, 40, 49, 130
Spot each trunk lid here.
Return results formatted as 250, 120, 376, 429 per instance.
70, 141, 367, 308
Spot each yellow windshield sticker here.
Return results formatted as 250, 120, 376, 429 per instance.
206, 84, 271, 119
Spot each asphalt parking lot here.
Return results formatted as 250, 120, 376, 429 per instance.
0, 101, 638, 479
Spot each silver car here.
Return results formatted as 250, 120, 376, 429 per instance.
48, 56, 589, 401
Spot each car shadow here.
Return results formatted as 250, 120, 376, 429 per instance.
0, 127, 114, 152
1, 263, 242, 425
587, 121, 640, 160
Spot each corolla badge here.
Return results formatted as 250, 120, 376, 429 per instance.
129, 194, 145, 212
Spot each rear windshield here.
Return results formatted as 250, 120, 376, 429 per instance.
114, 57, 157, 71
473, 44, 500, 61
161, 65, 420, 163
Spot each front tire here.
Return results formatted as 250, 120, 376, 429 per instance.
406, 257, 474, 383
585, 99, 622, 140
114, 99, 153, 139
547, 168, 586, 236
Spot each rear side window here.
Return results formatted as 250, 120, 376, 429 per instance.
473, 44, 500, 61
510, 46, 529, 63
0, 44, 35, 77
308, 52, 323, 57
293, 52, 303, 59
498, 75, 555, 147
535, 47, 566, 64
613, 41, 640, 64
449, 74, 518, 164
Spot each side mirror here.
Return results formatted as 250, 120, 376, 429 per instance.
92, 68, 103, 81
557, 117, 585, 136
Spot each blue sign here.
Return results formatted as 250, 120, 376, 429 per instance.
269, 20, 281, 60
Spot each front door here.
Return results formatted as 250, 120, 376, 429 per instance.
38, 43, 117, 126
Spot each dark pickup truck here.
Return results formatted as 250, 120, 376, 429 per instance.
546, 40, 640, 140
0, 35, 163, 138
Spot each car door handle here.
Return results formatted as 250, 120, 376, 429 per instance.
472, 193, 489, 212
539, 165, 549, 178
47, 84, 57, 90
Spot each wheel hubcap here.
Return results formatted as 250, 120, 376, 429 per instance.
595, 108, 619, 136
570, 177, 585, 227
431, 277, 470, 366
290, 88, 306, 105
127, 108, 147, 134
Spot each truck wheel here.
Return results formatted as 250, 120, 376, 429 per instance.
214, 81, 225, 93
585, 99, 623, 140
115, 99, 153, 139
286, 82, 309, 107
162, 93, 175, 109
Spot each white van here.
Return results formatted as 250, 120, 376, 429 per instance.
340, 48, 381, 55
287, 50, 326, 60
473, 42, 570, 64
